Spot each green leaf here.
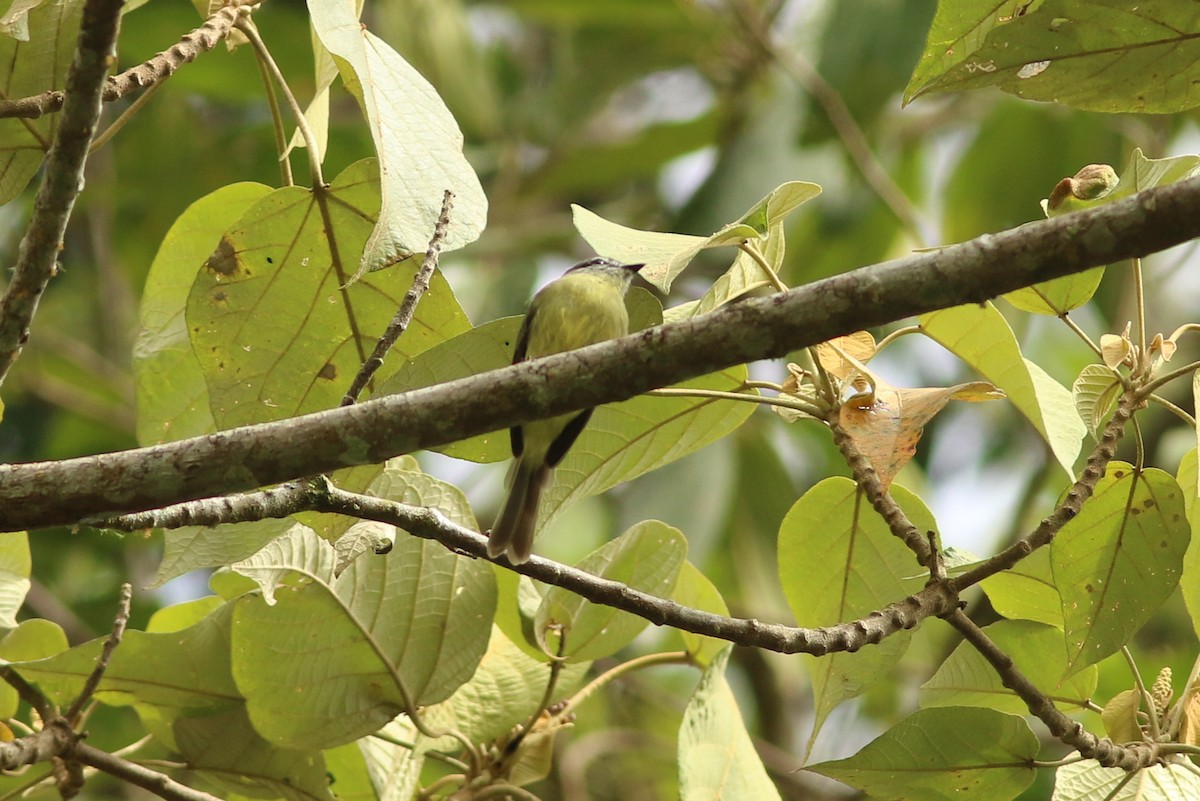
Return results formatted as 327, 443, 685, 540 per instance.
671, 561, 730, 667
920, 620, 1096, 714
539, 365, 757, 535
1100, 689, 1142, 744
231, 529, 495, 749
921, 303, 1085, 478
1052, 463, 1189, 674
778, 478, 932, 751
905, 1, 1200, 114
1072, 364, 1122, 438
808, 707, 1038, 801
424, 625, 587, 746
980, 547, 1063, 627
537, 520, 686, 661
664, 222, 785, 323
147, 596, 225, 633
573, 180, 820, 292
0, 0, 82, 204
353, 719, 425, 801
1052, 755, 1200, 800
16, 602, 240, 711
329, 462, 478, 572
0, 619, 68, 717
1004, 268, 1105, 315
186, 159, 469, 429
1010, 148, 1200, 316
1177, 449, 1200, 640
135, 183, 270, 444
174, 705, 334, 801
152, 518, 298, 589
0, 531, 30, 630
307, 0, 486, 277
679, 648, 782, 801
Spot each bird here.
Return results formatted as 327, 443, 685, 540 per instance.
488, 256, 644, 563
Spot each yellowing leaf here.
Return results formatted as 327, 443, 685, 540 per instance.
1101, 689, 1142, 744
1179, 690, 1200, 746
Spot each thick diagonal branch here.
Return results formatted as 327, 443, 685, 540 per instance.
3, 177, 1200, 529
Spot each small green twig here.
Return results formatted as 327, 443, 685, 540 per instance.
251, 36, 294, 187
1059, 311, 1104, 358
1139, 359, 1200, 397
1133, 257, 1147, 352
647, 386, 826, 419
555, 651, 690, 722
1121, 646, 1158, 741
89, 80, 164, 153
1147, 393, 1197, 428
874, 325, 922, 353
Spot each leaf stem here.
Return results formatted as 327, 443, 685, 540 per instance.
555, 651, 690, 721
737, 240, 788, 293
234, 17, 324, 187
646, 386, 825, 419
1147, 393, 1196, 429
1121, 646, 1158, 740
1133, 257, 1147, 351
1059, 312, 1103, 358
1139, 359, 1200, 397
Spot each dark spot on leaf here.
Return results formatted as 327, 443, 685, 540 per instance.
1143, 499, 1155, 509
210, 289, 227, 306
1131, 507, 1141, 515
317, 363, 338, 381
1113, 469, 1127, 478
204, 236, 244, 277
266, 256, 274, 264
1085, 583, 1094, 593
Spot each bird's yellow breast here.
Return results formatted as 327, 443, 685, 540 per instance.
525, 271, 631, 358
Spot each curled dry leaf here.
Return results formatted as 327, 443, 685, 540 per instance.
838, 379, 1005, 490
815, 332, 877, 379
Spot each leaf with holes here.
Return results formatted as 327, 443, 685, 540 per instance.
186, 159, 469, 429
1052, 463, 1189, 675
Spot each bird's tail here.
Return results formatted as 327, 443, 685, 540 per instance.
488, 461, 550, 563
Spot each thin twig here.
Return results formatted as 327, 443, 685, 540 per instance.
95, 480, 959, 655
342, 189, 455, 406
0, 0, 123, 387
831, 426, 935, 566
66, 583, 131, 723
72, 743, 224, 801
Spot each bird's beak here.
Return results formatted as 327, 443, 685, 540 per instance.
625, 263, 646, 273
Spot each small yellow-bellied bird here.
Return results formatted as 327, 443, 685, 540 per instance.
488, 257, 644, 563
